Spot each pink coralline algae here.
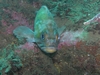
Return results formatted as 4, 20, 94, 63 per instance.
5, 24, 18, 34
1, 9, 33, 35
15, 42, 39, 53
1, 20, 8, 26
11, 11, 31, 27
1, 20, 17, 34
84, 13, 100, 25
58, 30, 88, 49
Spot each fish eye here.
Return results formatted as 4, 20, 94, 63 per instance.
41, 34, 45, 39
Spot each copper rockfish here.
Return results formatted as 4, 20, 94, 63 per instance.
13, 6, 60, 53
34, 6, 60, 53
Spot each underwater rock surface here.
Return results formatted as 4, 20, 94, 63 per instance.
59, 30, 88, 47
0, 0, 100, 75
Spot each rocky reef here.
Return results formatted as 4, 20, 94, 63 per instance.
0, 0, 100, 75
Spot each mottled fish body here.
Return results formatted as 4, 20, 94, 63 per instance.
34, 6, 59, 53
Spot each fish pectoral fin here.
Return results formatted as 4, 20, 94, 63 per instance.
26, 38, 35, 43
57, 26, 66, 35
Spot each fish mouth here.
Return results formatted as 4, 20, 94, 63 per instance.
41, 47, 57, 53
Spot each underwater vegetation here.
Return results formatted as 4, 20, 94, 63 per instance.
0, 45, 22, 75
0, 0, 100, 75
40, 0, 100, 32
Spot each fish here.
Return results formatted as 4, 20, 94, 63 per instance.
13, 6, 65, 54
34, 5, 60, 53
